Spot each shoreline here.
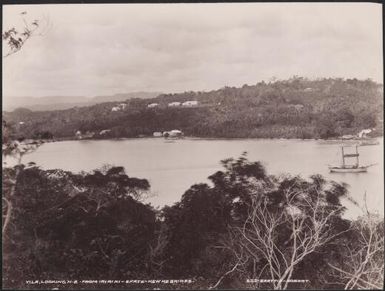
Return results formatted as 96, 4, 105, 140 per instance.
41, 135, 384, 144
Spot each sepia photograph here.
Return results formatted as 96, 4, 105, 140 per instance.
2, 1, 384, 290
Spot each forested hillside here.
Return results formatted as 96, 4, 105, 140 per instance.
3, 77, 383, 140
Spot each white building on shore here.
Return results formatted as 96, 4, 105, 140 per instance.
99, 129, 111, 135
182, 100, 198, 107
148, 103, 159, 108
163, 129, 183, 138
168, 102, 181, 107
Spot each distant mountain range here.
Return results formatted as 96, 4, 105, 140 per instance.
3, 92, 162, 112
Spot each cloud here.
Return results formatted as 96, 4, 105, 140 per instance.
2, 3, 382, 98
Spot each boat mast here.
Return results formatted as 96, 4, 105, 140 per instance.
341, 145, 360, 168
341, 146, 345, 167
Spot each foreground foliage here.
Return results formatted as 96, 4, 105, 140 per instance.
2, 155, 384, 289
3, 166, 154, 286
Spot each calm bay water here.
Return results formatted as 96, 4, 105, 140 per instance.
12, 137, 384, 219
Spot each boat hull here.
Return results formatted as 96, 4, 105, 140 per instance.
329, 167, 368, 173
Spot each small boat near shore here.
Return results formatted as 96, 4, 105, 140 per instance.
358, 139, 380, 146
328, 145, 376, 173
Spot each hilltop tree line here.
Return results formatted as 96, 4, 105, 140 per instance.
3, 77, 383, 140
3, 150, 383, 289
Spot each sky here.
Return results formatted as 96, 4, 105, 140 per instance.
2, 3, 383, 99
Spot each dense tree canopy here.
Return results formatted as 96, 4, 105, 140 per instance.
2, 155, 383, 289
3, 165, 156, 288
3, 77, 383, 140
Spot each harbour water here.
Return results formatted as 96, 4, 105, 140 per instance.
10, 137, 384, 219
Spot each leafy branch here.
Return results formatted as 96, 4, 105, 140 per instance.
3, 11, 50, 58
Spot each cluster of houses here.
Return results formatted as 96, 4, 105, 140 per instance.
111, 103, 127, 112
153, 129, 183, 138
79, 99, 197, 139
75, 128, 183, 139
75, 129, 112, 139
110, 101, 199, 111
147, 100, 198, 108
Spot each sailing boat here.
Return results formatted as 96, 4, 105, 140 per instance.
329, 145, 373, 173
